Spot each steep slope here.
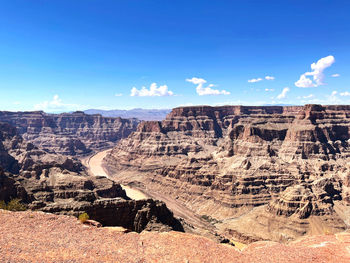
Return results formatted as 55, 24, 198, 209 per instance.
0, 111, 139, 155
104, 104, 350, 242
0, 122, 182, 232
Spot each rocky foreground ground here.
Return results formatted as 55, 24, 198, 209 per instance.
1, 210, 349, 263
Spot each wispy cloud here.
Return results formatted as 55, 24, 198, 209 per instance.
300, 91, 349, 105
248, 75, 275, 83
248, 78, 263, 83
178, 102, 194, 107
297, 94, 314, 99
265, 88, 274, 92
115, 93, 123, 97
295, 55, 335, 88
332, 73, 340, 77
327, 90, 340, 103
340, 91, 350, 96
34, 95, 83, 112
214, 100, 268, 106
130, 83, 174, 97
276, 87, 290, 99
186, 77, 230, 95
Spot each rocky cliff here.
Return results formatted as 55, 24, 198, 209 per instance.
0, 111, 139, 155
0, 122, 182, 232
104, 104, 350, 242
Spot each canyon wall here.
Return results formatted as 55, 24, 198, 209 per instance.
0, 111, 139, 155
105, 104, 350, 242
0, 121, 182, 232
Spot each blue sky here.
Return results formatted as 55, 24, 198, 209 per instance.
0, 0, 350, 112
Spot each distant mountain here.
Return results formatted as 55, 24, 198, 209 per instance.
84, 108, 171, 121
262, 104, 298, 106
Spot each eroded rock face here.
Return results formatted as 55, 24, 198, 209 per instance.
105, 104, 350, 241
0, 111, 139, 155
0, 122, 182, 232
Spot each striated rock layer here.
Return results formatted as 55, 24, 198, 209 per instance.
105, 104, 350, 241
0, 111, 139, 155
0, 122, 182, 232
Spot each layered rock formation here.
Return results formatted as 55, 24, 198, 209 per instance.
105, 104, 350, 241
0, 111, 139, 155
0, 122, 182, 232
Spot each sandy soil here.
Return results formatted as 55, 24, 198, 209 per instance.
84, 149, 148, 200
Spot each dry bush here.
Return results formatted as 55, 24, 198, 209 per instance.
78, 212, 89, 223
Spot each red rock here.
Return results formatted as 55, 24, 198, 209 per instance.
1, 211, 349, 263
105, 104, 350, 242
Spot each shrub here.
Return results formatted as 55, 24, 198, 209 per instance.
323, 228, 333, 235
78, 212, 89, 223
0, 199, 27, 211
200, 214, 220, 224
0, 200, 7, 210
6, 199, 27, 211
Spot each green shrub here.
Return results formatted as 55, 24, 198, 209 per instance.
6, 199, 27, 211
78, 212, 89, 223
0, 199, 27, 211
200, 214, 220, 224
0, 200, 7, 210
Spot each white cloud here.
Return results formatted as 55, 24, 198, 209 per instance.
178, 102, 194, 107
248, 76, 274, 83
299, 90, 350, 105
328, 90, 340, 103
332, 73, 340, 77
295, 55, 335, 88
130, 83, 174, 97
300, 98, 323, 104
300, 91, 346, 105
276, 87, 290, 99
340, 91, 350, 96
34, 95, 83, 112
248, 78, 263, 83
214, 100, 268, 106
298, 94, 314, 99
303, 94, 314, 99
295, 74, 316, 88
265, 88, 274, 92
186, 77, 230, 96
115, 93, 123, 97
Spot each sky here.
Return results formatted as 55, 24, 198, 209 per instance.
0, 0, 350, 112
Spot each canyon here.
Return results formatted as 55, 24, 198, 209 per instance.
0, 110, 139, 156
0, 120, 182, 232
104, 104, 350, 242
1, 104, 350, 262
